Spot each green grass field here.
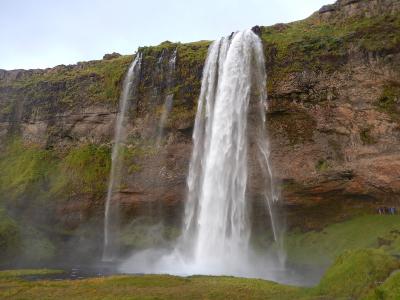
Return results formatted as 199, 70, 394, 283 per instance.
1, 248, 399, 300
2, 215, 400, 299
285, 215, 400, 266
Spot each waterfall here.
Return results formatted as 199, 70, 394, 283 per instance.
103, 53, 142, 261
156, 48, 177, 147
120, 30, 284, 280
180, 29, 281, 272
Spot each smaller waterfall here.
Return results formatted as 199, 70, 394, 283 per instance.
103, 53, 142, 261
156, 48, 177, 147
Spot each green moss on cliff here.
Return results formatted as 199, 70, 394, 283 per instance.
0, 208, 20, 262
52, 143, 111, 197
0, 55, 133, 106
268, 109, 316, 146
262, 13, 400, 93
0, 139, 55, 202
360, 126, 377, 145
0, 138, 111, 203
315, 249, 399, 299
375, 83, 400, 122
315, 159, 329, 172
366, 270, 400, 300
137, 40, 209, 127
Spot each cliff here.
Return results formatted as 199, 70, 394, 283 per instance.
0, 0, 399, 264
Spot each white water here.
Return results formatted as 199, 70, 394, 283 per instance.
120, 30, 285, 280
103, 53, 142, 261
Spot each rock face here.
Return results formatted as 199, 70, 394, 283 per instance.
318, 0, 400, 20
0, 0, 399, 263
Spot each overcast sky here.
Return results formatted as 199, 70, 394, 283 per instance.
0, 0, 335, 70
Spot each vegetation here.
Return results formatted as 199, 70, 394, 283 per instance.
0, 139, 112, 264
136, 40, 209, 128
284, 215, 400, 266
0, 5, 399, 299
261, 13, 400, 93
51, 143, 111, 197
0, 208, 20, 260
366, 271, 400, 300
268, 109, 316, 146
0, 55, 133, 105
375, 84, 400, 122
315, 249, 399, 299
360, 126, 377, 145
0, 138, 55, 202
0, 249, 399, 299
0, 138, 111, 203
315, 158, 329, 172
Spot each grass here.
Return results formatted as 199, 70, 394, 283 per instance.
0, 138, 112, 203
0, 273, 301, 300
51, 143, 111, 197
0, 249, 399, 299
0, 55, 133, 105
315, 249, 399, 299
284, 215, 400, 266
0, 138, 55, 201
0, 208, 20, 260
366, 270, 400, 299
261, 13, 400, 93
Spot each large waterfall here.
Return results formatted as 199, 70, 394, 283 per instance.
103, 53, 142, 261
120, 30, 284, 280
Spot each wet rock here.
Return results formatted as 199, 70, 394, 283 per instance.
251, 25, 262, 36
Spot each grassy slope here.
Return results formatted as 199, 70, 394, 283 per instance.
285, 215, 400, 265
0, 249, 399, 300
0, 55, 133, 105
261, 13, 400, 93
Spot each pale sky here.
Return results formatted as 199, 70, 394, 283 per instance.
0, 0, 335, 70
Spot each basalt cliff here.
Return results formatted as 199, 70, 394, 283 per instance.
0, 0, 399, 265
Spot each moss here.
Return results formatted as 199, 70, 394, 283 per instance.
0, 55, 133, 105
375, 84, 400, 122
0, 208, 20, 262
315, 159, 329, 172
168, 103, 197, 128
366, 270, 400, 300
136, 40, 209, 126
268, 110, 316, 146
0, 269, 62, 279
315, 249, 399, 299
284, 215, 400, 266
262, 13, 400, 92
1, 248, 399, 300
18, 227, 56, 264
360, 127, 377, 145
0, 138, 55, 202
51, 143, 111, 197
0, 272, 302, 300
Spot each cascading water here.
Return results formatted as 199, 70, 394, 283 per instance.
103, 53, 142, 261
120, 30, 284, 280
156, 48, 177, 147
